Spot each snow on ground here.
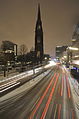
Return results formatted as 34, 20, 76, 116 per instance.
0, 69, 51, 102
0, 60, 56, 83
69, 76, 79, 119
64, 66, 79, 118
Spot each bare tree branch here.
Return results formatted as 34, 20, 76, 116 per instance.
19, 44, 28, 55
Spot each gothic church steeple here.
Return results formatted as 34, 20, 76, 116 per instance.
35, 4, 44, 62
38, 4, 41, 21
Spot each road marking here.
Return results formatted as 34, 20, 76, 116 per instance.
29, 73, 57, 119
40, 73, 59, 119
62, 67, 65, 74
58, 104, 61, 119
30, 97, 40, 111
66, 75, 71, 99
72, 110, 74, 119
60, 75, 64, 96
63, 75, 67, 119
53, 104, 58, 119
58, 85, 60, 96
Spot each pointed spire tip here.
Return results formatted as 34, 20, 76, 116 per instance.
37, 3, 41, 20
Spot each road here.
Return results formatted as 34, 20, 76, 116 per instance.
0, 65, 78, 119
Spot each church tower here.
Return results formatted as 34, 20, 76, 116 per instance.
35, 4, 44, 61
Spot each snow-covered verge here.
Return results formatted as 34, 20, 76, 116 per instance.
0, 69, 51, 102
69, 76, 79, 119
63, 65, 79, 118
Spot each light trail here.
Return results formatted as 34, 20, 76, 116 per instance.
60, 75, 64, 96
54, 104, 58, 119
29, 73, 57, 119
72, 110, 74, 119
40, 74, 59, 119
66, 75, 71, 99
30, 97, 40, 112
58, 104, 61, 119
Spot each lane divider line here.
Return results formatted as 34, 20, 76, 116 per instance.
30, 97, 40, 112
72, 110, 74, 119
60, 75, 64, 97
59, 86, 60, 96
58, 104, 61, 119
53, 104, 58, 119
66, 75, 71, 99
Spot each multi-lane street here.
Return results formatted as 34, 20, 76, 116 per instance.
0, 64, 78, 119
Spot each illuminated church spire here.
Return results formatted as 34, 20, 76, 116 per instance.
35, 4, 44, 62
36, 4, 43, 32
38, 3, 41, 21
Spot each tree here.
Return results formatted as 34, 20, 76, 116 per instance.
19, 44, 28, 55
0, 41, 16, 76
1, 41, 14, 51
19, 44, 28, 72
0, 53, 7, 77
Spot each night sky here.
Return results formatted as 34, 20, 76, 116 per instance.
0, 0, 79, 57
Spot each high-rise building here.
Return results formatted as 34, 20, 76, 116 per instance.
35, 4, 44, 62
56, 46, 68, 60
71, 23, 79, 59
72, 22, 79, 46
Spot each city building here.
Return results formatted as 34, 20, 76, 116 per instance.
0, 41, 17, 66
1, 41, 17, 56
56, 46, 68, 60
71, 23, 79, 59
72, 22, 79, 46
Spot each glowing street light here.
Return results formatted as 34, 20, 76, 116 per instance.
68, 47, 79, 51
